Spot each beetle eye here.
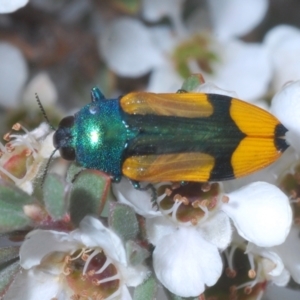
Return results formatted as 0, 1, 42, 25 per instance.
58, 116, 74, 128
59, 147, 75, 161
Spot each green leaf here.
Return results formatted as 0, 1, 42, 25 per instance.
181, 74, 205, 92
126, 240, 150, 266
0, 180, 34, 232
109, 203, 139, 242
100, 188, 116, 218
0, 260, 20, 298
0, 246, 19, 265
133, 275, 157, 300
69, 170, 111, 226
43, 174, 66, 220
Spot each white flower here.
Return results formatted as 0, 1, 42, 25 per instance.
97, 0, 271, 101
203, 39, 271, 101
146, 211, 230, 297
0, 42, 28, 108
264, 25, 300, 91
272, 226, 300, 284
4, 216, 148, 300
0, 0, 28, 13
152, 224, 222, 297
222, 182, 292, 247
0, 123, 54, 194
235, 225, 300, 294
246, 243, 290, 287
224, 239, 290, 297
113, 179, 292, 297
98, 18, 163, 78
208, 0, 268, 41
22, 72, 58, 108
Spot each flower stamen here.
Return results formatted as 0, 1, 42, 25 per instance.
95, 257, 113, 274
224, 246, 238, 278
94, 273, 120, 285
222, 195, 229, 203
171, 200, 183, 222
12, 123, 22, 131
3, 132, 11, 141
63, 266, 72, 276
83, 249, 101, 275
235, 262, 262, 291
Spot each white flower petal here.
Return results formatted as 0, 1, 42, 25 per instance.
247, 243, 285, 277
248, 243, 290, 286
192, 82, 238, 97
208, 0, 268, 40
198, 211, 232, 251
270, 80, 300, 152
149, 26, 178, 54
120, 286, 133, 300
222, 182, 292, 247
72, 216, 127, 265
271, 268, 290, 287
20, 230, 79, 269
112, 179, 160, 217
0, 42, 28, 107
23, 72, 58, 107
98, 18, 163, 77
153, 227, 222, 297
145, 216, 176, 246
206, 39, 271, 101
273, 226, 300, 284
264, 25, 300, 90
119, 264, 150, 287
0, 0, 28, 13
147, 64, 183, 93
4, 269, 61, 300
40, 131, 57, 158
141, 0, 184, 23
265, 284, 300, 300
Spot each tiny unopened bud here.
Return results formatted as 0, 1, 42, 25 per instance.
173, 194, 182, 201
3, 132, 11, 141
226, 268, 237, 278
12, 123, 21, 131
201, 182, 211, 192
222, 195, 229, 203
165, 188, 172, 196
248, 269, 256, 279
244, 286, 252, 295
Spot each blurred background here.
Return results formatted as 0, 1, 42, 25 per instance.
1, 0, 300, 132
1, 0, 300, 299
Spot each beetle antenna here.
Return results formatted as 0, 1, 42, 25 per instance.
35, 93, 56, 131
41, 148, 58, 187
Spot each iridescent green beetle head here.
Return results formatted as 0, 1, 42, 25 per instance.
52, 87, 129, 181
53, 115, 76, 161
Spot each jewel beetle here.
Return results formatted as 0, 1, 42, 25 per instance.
53, 87, 289, 183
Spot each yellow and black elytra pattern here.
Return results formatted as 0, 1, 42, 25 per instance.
53, 88, 289, 183
120, 92, 289, 182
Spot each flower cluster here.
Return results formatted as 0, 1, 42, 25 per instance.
1, 1, 300, 300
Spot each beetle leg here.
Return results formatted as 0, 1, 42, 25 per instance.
111, 175, 122, 183
129, 180, 158, 208
176, 89, 187, 94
